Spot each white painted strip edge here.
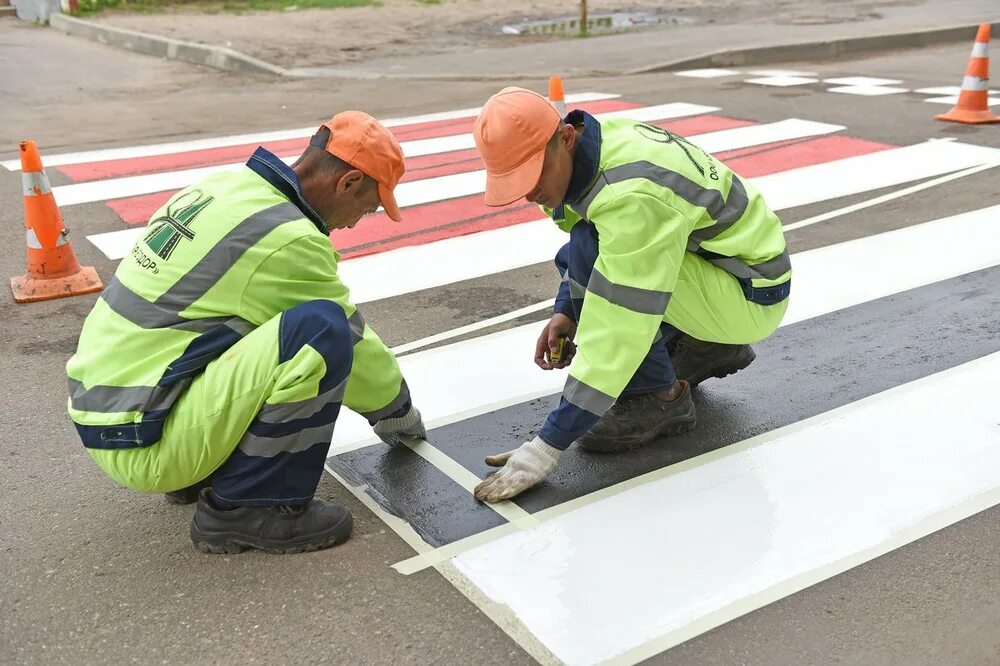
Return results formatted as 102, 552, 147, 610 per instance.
324, 465, 562, 666
0, 92, 620, 171
392, 300, 552, 356
402, 437, 538, 527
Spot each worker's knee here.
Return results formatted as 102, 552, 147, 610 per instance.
278, 300, 354, 373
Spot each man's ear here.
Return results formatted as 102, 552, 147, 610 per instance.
336, 169, 366, 195
560, 123, 577, 151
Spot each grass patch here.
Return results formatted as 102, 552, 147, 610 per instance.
74, 0, 377, 15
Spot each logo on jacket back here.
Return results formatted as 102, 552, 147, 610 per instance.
143, 190, 215, 261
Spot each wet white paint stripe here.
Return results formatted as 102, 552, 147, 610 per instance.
452, 352, 1000, 666
53, 103, 722, 208
0, 92, 620, 171
328, 204, 1000, 454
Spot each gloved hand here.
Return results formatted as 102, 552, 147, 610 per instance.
373, 404, 427, 447
474, 436, 562, 503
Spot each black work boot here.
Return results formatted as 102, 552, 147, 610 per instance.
670, 334, 756, 387
577, 380, 696, 453
164, 477, 212, 505
190, 489, 353, 555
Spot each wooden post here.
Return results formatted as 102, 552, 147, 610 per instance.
580, 0, 588, 37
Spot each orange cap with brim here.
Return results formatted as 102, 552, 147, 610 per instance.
319, 110, 405, 221
474, 87, 561, 207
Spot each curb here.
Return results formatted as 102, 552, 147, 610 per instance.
628, 21, 1000, 75
48, 13, 288, 77
47, 13, 998, 81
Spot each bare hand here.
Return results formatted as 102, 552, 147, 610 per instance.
534, 313, 577, 370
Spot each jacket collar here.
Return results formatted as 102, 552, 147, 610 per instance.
247, 147, 329, 235
562, 110, 602, 207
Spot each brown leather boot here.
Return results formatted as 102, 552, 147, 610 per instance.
577, 380, 696, 453
670, 335, 756, 387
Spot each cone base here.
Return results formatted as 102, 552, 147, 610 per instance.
10, 265, 104, 303
935, 108, 1000, 124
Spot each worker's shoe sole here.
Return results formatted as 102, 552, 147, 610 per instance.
164, 477, 212, 505
190, 490, 353, 555
670, 335, 756, 387
577, 381, 696, 453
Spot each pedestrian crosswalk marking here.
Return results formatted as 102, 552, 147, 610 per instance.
327, 203, 1000, 454
452, 352, 1000, 665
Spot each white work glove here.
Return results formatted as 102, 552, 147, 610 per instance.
474, 436, 562, 503
373, 405, 427, 447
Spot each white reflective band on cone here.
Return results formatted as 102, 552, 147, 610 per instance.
962, 75, 990, 91
972, 42, 989, 58
22, 171, 51, 196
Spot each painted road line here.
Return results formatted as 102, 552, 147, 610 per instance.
0, 92, 621, 172
451, 353, 1000, 666
782, 161, 1000, 232
391, 300, 552, 356
52, 103, 721, 208
323, 464, 560, 665
753, 139, 1000, 211
327, 204, 1000, 454
390, 263, 1000, 573
827, 85, 910, 96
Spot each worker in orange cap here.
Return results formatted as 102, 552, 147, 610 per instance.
67, 111, 426, 553
471, 87, 791, 502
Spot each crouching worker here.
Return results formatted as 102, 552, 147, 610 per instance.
66, 111, 426, 553
470, 88, 792, 502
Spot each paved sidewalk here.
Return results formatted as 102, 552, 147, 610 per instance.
58, 0, 999, 79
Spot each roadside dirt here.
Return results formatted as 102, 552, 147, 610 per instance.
89, 0, 920, 68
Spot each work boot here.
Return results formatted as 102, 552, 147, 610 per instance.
164, 477, 212, 505
670, 334, 756, 387
190, 489, 354, 555
577, 380, 696, 453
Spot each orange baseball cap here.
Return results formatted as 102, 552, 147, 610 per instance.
317, 110, 405, 221
474, 87, 562, 207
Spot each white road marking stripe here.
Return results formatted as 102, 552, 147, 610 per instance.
328, 203, 1000, 454
674, 68, 741, 78
452, 353, 1000, 665
827, 85, 910, 96
747, 69, 817, 77
822, 76, 903, 86
0, 92, 621, 171
782, 161, 1000, 232
323, 465, 561, 665
924, 95, 999, 106
744, 76, 818, 87
54, 103, 720, 209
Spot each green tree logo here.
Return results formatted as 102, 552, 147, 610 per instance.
143, 190, 215, 261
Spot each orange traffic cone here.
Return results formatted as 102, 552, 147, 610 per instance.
548, 75, 567, 118
10, 141, 103, 303
936, 23, 999, 124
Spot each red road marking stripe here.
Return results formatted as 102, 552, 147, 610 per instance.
719, 135, 891, 177
58, 99, 639, 183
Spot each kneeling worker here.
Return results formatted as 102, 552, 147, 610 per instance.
66, 111, 426, 553
471, 88, 792, 502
